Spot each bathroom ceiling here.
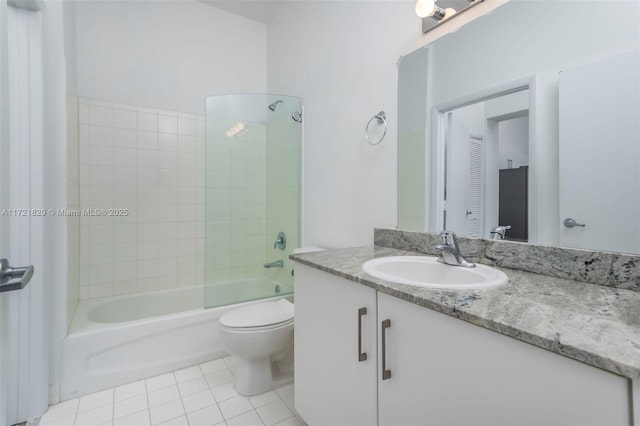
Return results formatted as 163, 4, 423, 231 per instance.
200, 0, 284, 23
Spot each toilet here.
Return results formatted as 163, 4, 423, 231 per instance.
219, 298, 295, 396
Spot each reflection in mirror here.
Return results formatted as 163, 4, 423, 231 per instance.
443, 90, 529, 242
397, 0, 640, 254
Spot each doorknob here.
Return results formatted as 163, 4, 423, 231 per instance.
0, 258, 34, 292
563, 218, 586, 228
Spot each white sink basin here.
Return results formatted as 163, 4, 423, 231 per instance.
362, 256, 508, 290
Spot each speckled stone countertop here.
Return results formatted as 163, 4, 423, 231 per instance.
290, 246, 640, 381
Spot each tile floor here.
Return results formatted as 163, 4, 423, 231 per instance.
39, 356, 304, 426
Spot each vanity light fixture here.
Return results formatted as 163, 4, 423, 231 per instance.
415, 0, 446, 20
416, 0, 484, 34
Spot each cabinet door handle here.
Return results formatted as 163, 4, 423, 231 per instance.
358, 307, 367, 362
381, 319, 391, 380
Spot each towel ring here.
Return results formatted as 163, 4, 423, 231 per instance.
365, 111, 387, 145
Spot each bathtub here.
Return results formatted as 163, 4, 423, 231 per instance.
60, 278, 292, 401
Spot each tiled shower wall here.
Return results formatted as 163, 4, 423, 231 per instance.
205, 118, 268, 283
78, 98, 205, 300
265, 115, 300, 287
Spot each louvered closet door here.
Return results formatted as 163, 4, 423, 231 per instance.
465, 137, 483, 237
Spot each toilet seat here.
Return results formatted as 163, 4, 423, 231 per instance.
220, 299, 294, 330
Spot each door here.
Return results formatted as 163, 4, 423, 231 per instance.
466, 137, 483, 237
446, 116, 483, 237
559, 50, 640, 253
2, 2, 49, 424
499, 166, 528, 242
294, 264, 377, 425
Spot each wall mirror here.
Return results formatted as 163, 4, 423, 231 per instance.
397, 0, 640, 254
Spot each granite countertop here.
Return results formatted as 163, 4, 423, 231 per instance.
290, 245, 640, 381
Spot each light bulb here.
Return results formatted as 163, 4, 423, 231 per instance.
443, 7, 457, 19
415, 0, 436, 18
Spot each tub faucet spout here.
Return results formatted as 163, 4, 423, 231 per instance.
264, 260, 284, 268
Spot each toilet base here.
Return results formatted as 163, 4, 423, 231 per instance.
233, 357, 293, 396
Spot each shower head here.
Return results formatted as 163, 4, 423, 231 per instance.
268, 100, 283, 111
292, 110, 302, 123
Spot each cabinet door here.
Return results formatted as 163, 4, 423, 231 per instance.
294, 264, 377, 425
377, 292, 630, 426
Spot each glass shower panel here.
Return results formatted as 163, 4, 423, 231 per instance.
204, 94, 301, 309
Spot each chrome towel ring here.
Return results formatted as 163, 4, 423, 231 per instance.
365, 111, 387, 145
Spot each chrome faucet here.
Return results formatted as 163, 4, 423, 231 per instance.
435, 231, 475, 268
490, 225, 511, 240
264, 260, 284, 268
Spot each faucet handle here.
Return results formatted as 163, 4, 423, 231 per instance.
439, 230, 458, 246
273, 231, 287, 250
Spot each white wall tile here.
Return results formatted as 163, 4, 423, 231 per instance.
138, 131, 159, 151
114, 167, 138, 186
79, 99, 211, 300
114, 109, 137, 130
178, 118, 197, 136
89, 105, 114, 127
89, 125, 114, 146
138, 112, 159, 132
114, 147, 137, 168
159, 133, 178, 152
114, 128, 137, 148
159, 115, 178, 134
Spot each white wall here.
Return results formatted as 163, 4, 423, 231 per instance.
267, 1, 416, 248
75, 0, 267, 115
498, 117, 528, 170
452, 102, 485, 136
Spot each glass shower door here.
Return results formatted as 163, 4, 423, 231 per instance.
204, 94, 301, 309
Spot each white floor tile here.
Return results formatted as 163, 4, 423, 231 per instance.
273, 417, 302, 426
256, 400, 292, 426
248, 391, 279, 409
200, 358, 228, 374
226, 410, 264, 426
43, 362, 299, 426
186, 404, 224, 426
174, 365, 203, 383
205, 369, 234, 388
211, 382, 239, 403
74, 403, 113, 426
146, 373, 176, 392
115, 379, 146, 402
218, 396, 253, 420
114, 393, 148, 419
182, 389, 216, 413
148, 384, 181, 407
274, 384, 293, 399
149, 398, 185, 425
157, 414, 189, 426
177, 376, 209, 397
40, 415, 78, 426
113, 409, 151, 426
78, 389, 114, 413
40, 398, 79, 424
281, 396, 295, 414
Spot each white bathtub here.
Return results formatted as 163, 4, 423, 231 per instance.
60, 278, 292, 401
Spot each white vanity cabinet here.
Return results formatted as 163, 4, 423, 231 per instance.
377, 292, 630, 426
295, 264, 632, 426
294, 264, 378, 425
